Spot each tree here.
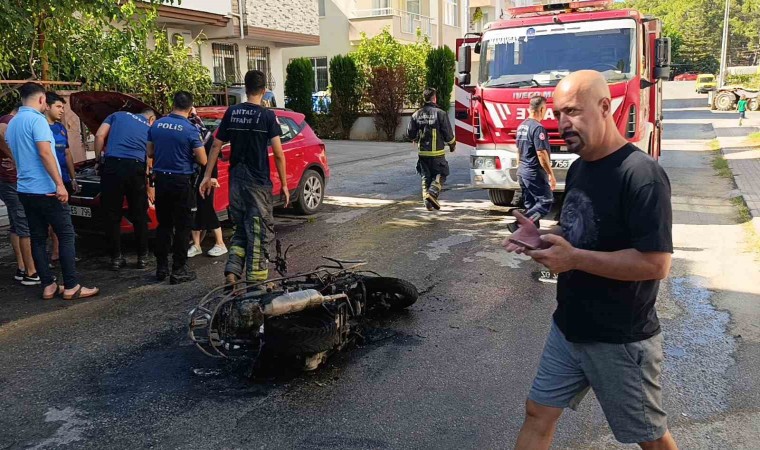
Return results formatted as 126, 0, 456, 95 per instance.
329, 54, 361, 139
353, 28, 432, 107
425, 46, 456, 111
285, 58, 315, 123
367, 66, 407, 141
0, 0, 172, 81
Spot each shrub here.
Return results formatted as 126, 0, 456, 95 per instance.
329, 54, 361, 139
367, 66, 407, 141
425, 46, 456, 111
285, 58, 315, 123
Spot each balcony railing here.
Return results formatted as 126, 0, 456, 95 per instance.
352, 8, 434, 38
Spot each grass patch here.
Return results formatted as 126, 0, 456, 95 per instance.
747, 131, 760, 147
708, 139, 720, 151
731, 196, 752, 223
712, 152, 733, 178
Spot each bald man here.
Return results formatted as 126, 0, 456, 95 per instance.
505, 71, 677, 450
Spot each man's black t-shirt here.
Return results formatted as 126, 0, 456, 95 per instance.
215, 103, 281, 187
554, 144, 673, 344
516, 118, 550, 181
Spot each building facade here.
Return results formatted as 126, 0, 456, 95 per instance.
152, 0, 320, 104
281, 0, 467, 94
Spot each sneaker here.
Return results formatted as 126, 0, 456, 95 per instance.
110, 256, 127, 271
187, 245, 203, 258
170, 267, 197, 285
21, 273, 41, 286
207, 245, 228, 257
14, 269, 26, 282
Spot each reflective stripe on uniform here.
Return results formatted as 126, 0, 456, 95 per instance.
419, 149, 446, 157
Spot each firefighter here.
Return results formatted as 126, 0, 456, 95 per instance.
507, 95, 556, 233
94, 106, 156, 270
147, 92, 207, 284
407, 87, 456, 211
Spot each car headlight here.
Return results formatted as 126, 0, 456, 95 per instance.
471, 156, 502, 170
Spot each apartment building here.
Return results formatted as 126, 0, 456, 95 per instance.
151, 0, 320, 103
281, 0, 467, 93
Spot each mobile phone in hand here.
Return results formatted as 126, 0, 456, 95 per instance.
508, 237, 538, 251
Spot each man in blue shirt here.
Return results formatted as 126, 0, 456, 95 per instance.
507, 95, 556, 233
5, 82, 98, 300
147, 91, 207, 284
94, 107, 156, 270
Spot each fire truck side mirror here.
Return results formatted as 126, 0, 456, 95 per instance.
457, 46, 472, 85
654, 37, 672, 80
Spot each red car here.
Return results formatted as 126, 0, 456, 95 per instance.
674, 72, 698, 81
68, 92, 329, 234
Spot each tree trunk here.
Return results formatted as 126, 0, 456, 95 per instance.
36, 13, 50, 80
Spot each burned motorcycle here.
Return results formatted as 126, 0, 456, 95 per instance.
188, 242, 418, 372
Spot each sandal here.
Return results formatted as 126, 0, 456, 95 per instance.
63, 286, 100, 301
42, 284, 64, 300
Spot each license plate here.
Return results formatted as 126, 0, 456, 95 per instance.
70, 206, 92, 218
551, 159, 571, 169
539, 269, 559, 284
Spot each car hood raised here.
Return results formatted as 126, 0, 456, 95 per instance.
70, 91, 156, 132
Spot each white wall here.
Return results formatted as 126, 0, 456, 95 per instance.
170, 0, 233, 15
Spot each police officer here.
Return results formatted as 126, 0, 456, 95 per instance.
507, 95, 556, 233
147, 91, 207, 284
94, 107, 156, 270
407, 87, 456, 211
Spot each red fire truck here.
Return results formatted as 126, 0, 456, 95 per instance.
455, 0, 671, 206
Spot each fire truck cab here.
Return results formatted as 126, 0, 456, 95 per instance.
455, 0, 671, 206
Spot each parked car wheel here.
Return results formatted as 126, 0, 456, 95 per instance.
294, 169, 325, 215
488, 189, 516, 207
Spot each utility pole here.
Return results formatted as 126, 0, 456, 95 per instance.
718, 0, 730, 88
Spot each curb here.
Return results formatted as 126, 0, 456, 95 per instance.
716, 134, 760, 236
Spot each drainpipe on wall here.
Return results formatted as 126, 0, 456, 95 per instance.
230, 0, 246, 39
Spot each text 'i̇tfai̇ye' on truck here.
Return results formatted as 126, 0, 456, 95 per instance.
455, 0, 672, 207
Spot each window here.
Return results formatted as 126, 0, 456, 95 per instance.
373, 0, 391, 15
318, 0, 326, 16
444, 0, 458, 27
247, 46, 274, 89
212, 43, 239, 83
278, 117, 301, 143
293, 57, 329, 92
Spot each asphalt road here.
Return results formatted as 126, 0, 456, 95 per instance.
1, 82, 759, 449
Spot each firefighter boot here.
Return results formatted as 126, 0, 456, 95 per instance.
426, 175, 442, 210
422, 178, 433, 211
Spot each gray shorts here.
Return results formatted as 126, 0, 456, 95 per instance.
529, 322, 667, 444
0, 182, 30, 237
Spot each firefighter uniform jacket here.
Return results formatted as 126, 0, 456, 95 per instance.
407, 102, 456, 157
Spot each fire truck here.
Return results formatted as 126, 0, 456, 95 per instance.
455, 0, 671, 206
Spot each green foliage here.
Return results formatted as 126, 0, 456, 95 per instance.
353, 28, 432, 107
425, 46, 456, 111
619, 0, 760, 74
727, 73, 760, 89
329, 54, 361, 139
285, 58, 315, 123
367, 66, 407, 141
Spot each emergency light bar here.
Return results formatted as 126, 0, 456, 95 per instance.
508, 0, 612, 16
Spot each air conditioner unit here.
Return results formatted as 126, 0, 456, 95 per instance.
166, 28, 194, 50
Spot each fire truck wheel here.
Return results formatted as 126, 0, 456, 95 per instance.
265, 309, 339, 355
714, 92, 737, 111
488, 189, 516, 206
363, 277, 419, 311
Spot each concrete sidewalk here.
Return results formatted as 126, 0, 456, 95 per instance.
711, 110, 760, 234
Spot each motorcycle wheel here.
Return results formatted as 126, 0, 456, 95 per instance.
363, 277, 419, 311
265, 308, 339, 355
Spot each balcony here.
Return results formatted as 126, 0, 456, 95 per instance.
350, 8, 437, 45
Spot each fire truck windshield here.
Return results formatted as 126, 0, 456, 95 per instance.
479, 19, 636, 88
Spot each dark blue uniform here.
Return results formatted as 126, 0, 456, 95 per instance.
148, 113, 203, 280
516, 118, 553, 222
215, 103, 281, 281
100, 112, 152, 263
